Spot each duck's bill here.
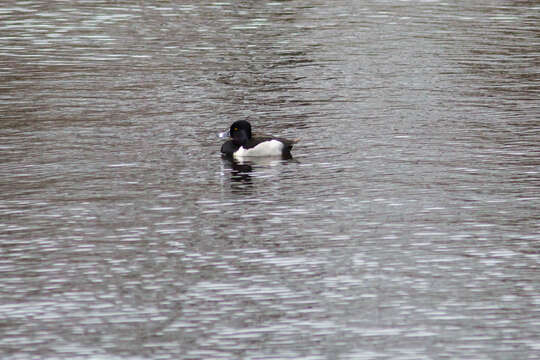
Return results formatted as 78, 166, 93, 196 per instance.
218, 130, 230, 139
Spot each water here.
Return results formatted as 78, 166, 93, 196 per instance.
1, 1, 539, 359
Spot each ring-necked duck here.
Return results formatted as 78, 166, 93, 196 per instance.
219, 120, 296, 159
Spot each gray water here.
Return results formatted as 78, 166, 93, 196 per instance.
1, 1, 539, 359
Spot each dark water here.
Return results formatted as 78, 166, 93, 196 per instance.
1, 1, 539, 359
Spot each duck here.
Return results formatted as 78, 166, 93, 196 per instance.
219, 120, 296, 159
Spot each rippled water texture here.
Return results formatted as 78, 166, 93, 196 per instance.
1, 0, 539, 359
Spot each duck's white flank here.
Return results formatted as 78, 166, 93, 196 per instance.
233, 140, 284, 157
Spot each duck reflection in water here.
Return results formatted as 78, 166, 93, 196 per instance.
220, 156, 297, 195
225, 157, 253, 186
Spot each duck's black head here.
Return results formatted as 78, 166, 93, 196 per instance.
229, 120, 252, 145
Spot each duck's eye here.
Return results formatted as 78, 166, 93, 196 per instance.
233, 128, 238, 131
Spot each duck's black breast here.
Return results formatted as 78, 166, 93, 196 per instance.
221, 140, 240, 155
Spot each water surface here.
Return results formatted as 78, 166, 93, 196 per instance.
1, 0, 539, 359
